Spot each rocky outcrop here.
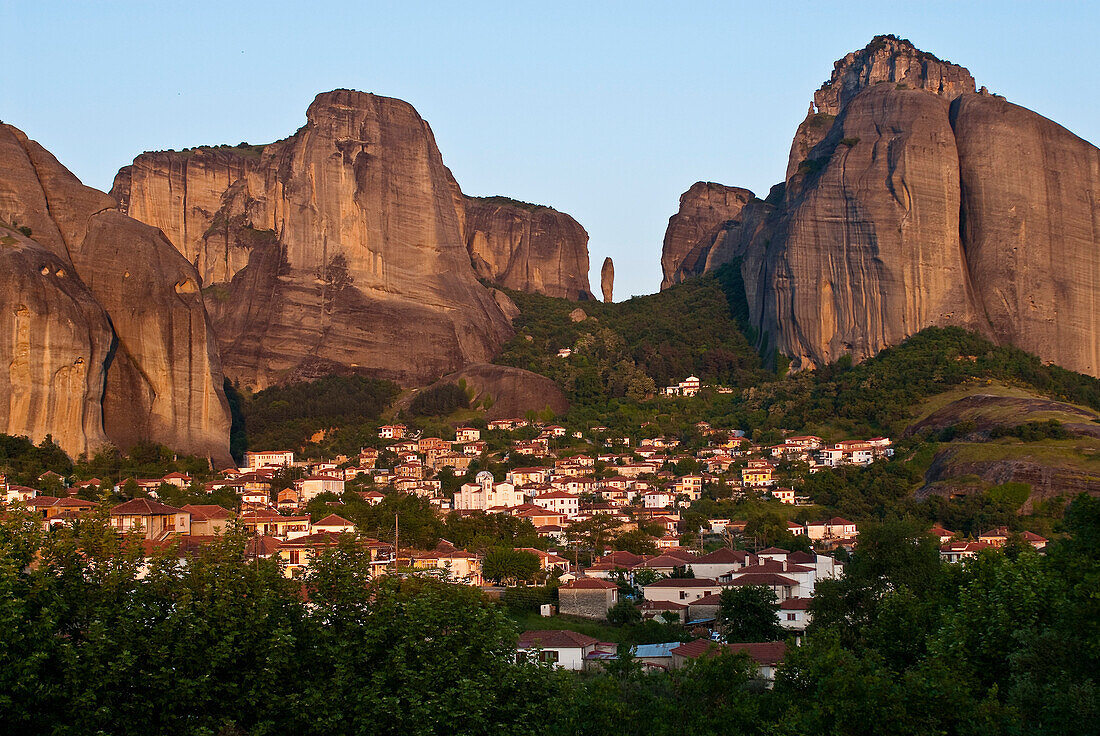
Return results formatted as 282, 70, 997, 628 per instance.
660, 182, 754, 289
111, 146, 259, 285
951, 93, 1100, 377
0, 226, 114, 457
0, 123, 232, 463
463, 196, 593, 300
748, 84, 977, 369
786, 34, 975, 180
725, 36, 1100, 378
114, 90, 514, 390
433, 363, 569, 420
601, 257, 614, 302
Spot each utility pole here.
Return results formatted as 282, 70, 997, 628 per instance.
394, 511, 399, 573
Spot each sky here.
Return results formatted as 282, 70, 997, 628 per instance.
4, 1, 1099, 298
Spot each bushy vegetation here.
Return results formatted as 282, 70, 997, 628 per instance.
3, 496, 1095, 734
228, 375, 400, 460
409, 382, 470, 417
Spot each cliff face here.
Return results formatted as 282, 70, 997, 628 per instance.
463, 196, 593, 300
951, 93, 1100, 377
786, 34, 975, 180
114, 90, 513, 389
734, 35, 1100, 378
660, 182, 755, 289
0, 123, 232, 463
601, 257, 614, 303
749, 84, 977, 368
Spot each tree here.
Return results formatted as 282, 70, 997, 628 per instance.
717, 585, 782, 642
482, 548, 540, 585
566, 513, 621, 556
607, 598, 642, 626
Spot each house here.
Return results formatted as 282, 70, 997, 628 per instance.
278, 531, 347, 577
378, 424, 407, 440
516, 630, 607, 671
685, 593, 723, 626
410, 540, 483, 585
359, 490, 386, 506
769, 488, 795, 505
239, 509, 310, 539
557, 577, 618, 619
508, 467, 551, 486
689, 548, 758, 579
160, 472, 192, 488
779, 597, 811, 632
243, 450, 294, 469
640, 600, 688, 624
643, 577, 720, 604
940, 540, 994, 563
312, 513, 355, 534
109, 498, 191, 541
669, 640, 787, 683
742, 460, 776, 488
183, 504, 233, 536
297, 475, 345, 502
725, 572, 800, 601
533, 490, 580, 518
455, 427, 481, 443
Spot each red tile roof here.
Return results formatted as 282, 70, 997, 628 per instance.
110, 498, 187, 516
644, 577, 718, 588
561, 577, 618, 590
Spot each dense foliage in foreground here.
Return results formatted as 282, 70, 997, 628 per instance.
1, 496, 1097, 735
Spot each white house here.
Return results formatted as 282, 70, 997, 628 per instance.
454, 471, 525, 511
516, 630, 607, 671
532, 490, 580, 518
643, 577, 720, 604
243, 450, 294, 470
297, 475, 345, 502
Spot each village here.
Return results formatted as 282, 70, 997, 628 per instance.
1, 413, 1047, 682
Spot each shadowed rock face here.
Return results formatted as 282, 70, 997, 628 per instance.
114, 90, 514, 390
430, 363, 569, 420
660, 182, 754, 289
464, 196, 593, 300
0, 123, 232, 463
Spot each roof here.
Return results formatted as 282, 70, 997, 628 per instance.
728, 573, 798, 586
827, 517, 854, 525
632, 642, 681, 659
780, 597, 811, 610
110, 498, 187, 516
561, 577, 617, 590
671, 639, 787, 665
644, 577, 718, 588
690, 593, 724, 606
635, 554, 694, 569
182, 504, 232, 521
640, 600, 688, 610
757, 547, 790, 555
314, 513, 353, 526
696, 548, 754, 564
787, 551, 817, 564
518, 630, 600, 649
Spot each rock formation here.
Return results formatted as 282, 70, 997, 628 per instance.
785, 34, 975, 181
432, 363, 569, 420
0, 123, 232, 463
464, 196, 593, 300
660, 182, 755, 289
601, 257, 614, 302
114, 90, 514, 390
662, 35, 1100, 379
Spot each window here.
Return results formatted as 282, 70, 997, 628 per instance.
538, 650, 559, 664
787, 613, 797, 621
680, 591, 687, 600
289, 551, 300, 565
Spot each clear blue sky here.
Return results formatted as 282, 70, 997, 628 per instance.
4, 1, 1098, 298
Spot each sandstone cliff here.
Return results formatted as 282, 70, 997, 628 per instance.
463, 196, 593, 300
0, 123, 232, 463
785, 34, 975, 180
660, 182, 755, 289
601, 257, 614, 303
726, 36, 1100, 378
114, 90, 514, 390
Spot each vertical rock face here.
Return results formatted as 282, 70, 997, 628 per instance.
749, 85, 976, 369
111, 147, 259, 285
601, 257, 614, 303
464, 196, 593, 300
71, 211, 232, 461
0, 123, 232, 463
114, 90, 513, 389
785, 35, 975, 180
660, 182, 755, 289
730, 35, 1100, 378
951, 93, 1100, 377
0, 228, 114, 457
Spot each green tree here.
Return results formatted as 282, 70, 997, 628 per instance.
717, 585, 782, 642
